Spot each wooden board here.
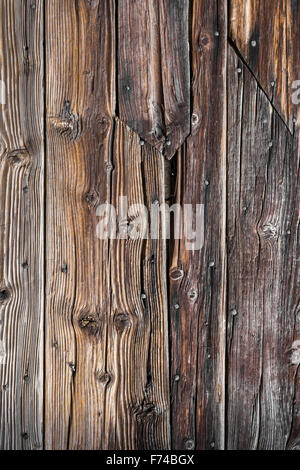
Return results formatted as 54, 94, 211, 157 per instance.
45, 0, 115, 449
104, 119, 170, 450
226, 45, 300, 450
0, 0, 44, 450
287, 0, 300, 134
117, 0, 190, 159
45, 0, 169, 449
229, 0, 300, 133
169, 0, 227, 450
0, 0, 299, 451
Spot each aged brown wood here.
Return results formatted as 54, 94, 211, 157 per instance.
117, 0, 190, 159
45, 0, 169, 450
287, 0, 300, 134
0, 0, 44, 449
226, 45, 299, 450
0, 0, 299, 451
104, 119, 170, 449
229, 0, 299, 133
45, 0, 115, 449
169, 0, 227, 450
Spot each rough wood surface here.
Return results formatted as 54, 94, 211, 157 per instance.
105, 119, 170, 450
0, 0, 299, 451
0, 0, 44, 450
229, 0, 299, 133
227, 45, 300, 450
45, 0, 169, 450
45, 0, 115, 449
169, 0, 227, 450
287, 0, 300, 135
117, 0, 190, 159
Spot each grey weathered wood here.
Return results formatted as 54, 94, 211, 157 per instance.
169, 0, 227, 450
0, 0, 44, 450
226, 45, 300, 450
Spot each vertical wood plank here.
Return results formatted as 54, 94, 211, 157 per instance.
117, 0, 190, 159
169, 0, 227, 450
103, 119, 170, 450
45, 0, 115, 449
287, 0, 300, 133
0, 0, 44, 450
226, 46, 299, 450
229, 0, 299, 132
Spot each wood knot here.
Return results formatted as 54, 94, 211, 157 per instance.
96, 114, 111, 135
197, 33, 212, 53
169, 267, 184, 281
104, 161, 114, 173
84, 190, 99, 208
0, 288, 10, 305
50, 100, 80, 141
6, 149, 31, 167
95, 370, 112, 386
114, 313, 131, 333
24, 373, 30, 383
78, 312, 101, 336
134, 402, 156, 421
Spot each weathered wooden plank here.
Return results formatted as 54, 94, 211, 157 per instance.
103, 119, 170, 449
226, 45, 299, 450
117, 0, 190, 159
229, 0, 299, 133
0, 0, 44, 450
45, 0, 115, 449
169, 0, 227, 450
45, 0, 169, 450
287, 0, 300, 134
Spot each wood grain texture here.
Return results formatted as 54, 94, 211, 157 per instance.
0, 0, 298, 451
287, 0, 300, 135
0, 0, 44, 450
104, 119, 170, 450
45, 0, 169, 450
169, 0, 227, 450
117, 0, 190, 159
229, 0, 299, 133
226, 45, 300, 450
45, 0, 115, 449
